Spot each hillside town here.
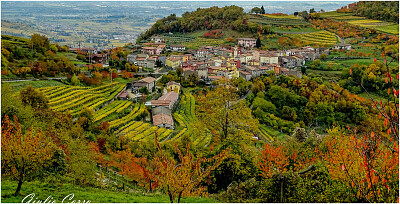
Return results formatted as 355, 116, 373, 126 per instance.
123, 35, 334, 81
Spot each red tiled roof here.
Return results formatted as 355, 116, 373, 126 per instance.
159, 91, 179, 102
119, 91, 128, 98
151, 100, 171, 106
153, 114, 174, 126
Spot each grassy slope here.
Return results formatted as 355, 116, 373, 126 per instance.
1, 180, 218, 203
2, 80, 65, 92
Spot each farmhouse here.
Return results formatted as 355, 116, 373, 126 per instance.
152, 114, 174, 129
130, 77, 156, 93
151, 91, 179, 109
166, 81, 182, 93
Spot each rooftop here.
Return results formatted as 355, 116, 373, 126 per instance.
159, 91, 179, 102
139, 77, 156, 83
153, 114, 174, 126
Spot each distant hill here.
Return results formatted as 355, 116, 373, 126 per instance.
356, 1, 399, 23
138, 5, 273, 42
337, 1, 399, 23
1, 34, 82, 79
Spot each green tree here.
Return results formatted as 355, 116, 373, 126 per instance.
252, 97, 277, 114
19, 86, 49, 109
251, 78, 265, 95
281, 106, 297, 121
71, 74, 79, 85
319, 53, 327, 60
139, 86, 150, 95
261, 5, 266, 14
250, 7, 263, 14
1, 84, 35, 130
311, 59, 321, 67
186, 74, 198, 87
77, 107, 94, 130
256, 38, 262, 48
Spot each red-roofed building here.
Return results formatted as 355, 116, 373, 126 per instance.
152, 114, 174, 129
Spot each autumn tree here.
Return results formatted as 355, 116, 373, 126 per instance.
111, 147, 158, 192
323, 128, 399, 202
251, 78, 265, 95
19, 85, 49, 109
196, 79, 259, 141
1, 115, 56, 196
151, 135, 231, 203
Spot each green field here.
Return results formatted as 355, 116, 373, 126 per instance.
55, 52, 88, 65
331, 15, 366, 21
319, 11, 354, 18
375, 24, 399, 34
307, 69, 343, 82
1, 180, 217, 203
2, 80, 65, 92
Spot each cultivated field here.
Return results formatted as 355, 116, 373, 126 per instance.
292, 30, 338, 45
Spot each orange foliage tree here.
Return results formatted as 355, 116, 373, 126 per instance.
1, 115, 56, 196
152, 135, 231, 203
111, 148, 158, 192
323, 128, 399, 202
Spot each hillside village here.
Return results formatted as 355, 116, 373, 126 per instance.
126, 35, 337, 82
107, 35, 339, 131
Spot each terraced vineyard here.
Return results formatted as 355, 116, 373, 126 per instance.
93, 100, 133, 123
40, 82, 125, 117
184, 37, 225, 49
112, 103, 173, 142
248, 15, 310, 26
292, 30, 338, 45
171, 93, 211, 147
263, 14, 301, 20
347, 19, 399, 34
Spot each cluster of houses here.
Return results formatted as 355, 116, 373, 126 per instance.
150, 81, 181, 129
119, 77, 181, 130
125, 36, 332, 81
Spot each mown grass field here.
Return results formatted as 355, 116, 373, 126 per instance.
1, 180, 217, 203
374, 24, 399, 35
55, 52, 88, 65
319, 11, 353, 18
